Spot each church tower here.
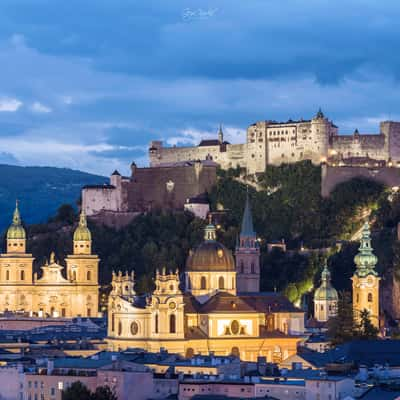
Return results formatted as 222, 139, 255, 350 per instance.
0, 202, 34, 312
7, 201, 27, 254
314, 262, 338, 322
65, 211, 99, 317
235, 192, 260, 293
352, 222, 380, 328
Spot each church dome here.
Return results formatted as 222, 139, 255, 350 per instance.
186, 220, 235, 272
314, 264, 338, 301
7, 201, 26, 240
73, 211, 91, 241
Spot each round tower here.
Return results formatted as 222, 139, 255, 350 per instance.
310, 108, 330, 163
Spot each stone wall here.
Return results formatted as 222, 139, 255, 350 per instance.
82, 162, 218, 227
321, 164, 400, 197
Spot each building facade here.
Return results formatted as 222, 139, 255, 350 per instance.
0, 204, 99, 318
107, 197, 305, 362
149, 110, 400, 174
352, 222, 380, 328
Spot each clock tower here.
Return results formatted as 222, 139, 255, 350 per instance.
352, 222, 380, 328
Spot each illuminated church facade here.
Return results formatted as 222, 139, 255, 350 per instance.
0, 203, 99, 318
107, 196, 305, 362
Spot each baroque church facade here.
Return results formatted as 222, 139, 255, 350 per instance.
0, 203, 99, 318
107, 196, 305, 362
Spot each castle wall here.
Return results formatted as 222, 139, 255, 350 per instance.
330, 134, 387, 160
82, 187, 120, 216
127, 163, 217, 212
148, 115, 400, 175
321, 164, 400, 197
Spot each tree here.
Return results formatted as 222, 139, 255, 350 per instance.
53, 204, 76, 225
62, 381, 92, 400
327, 291, 357, 345
93, 386, 118, 400
357, 309, 379, 340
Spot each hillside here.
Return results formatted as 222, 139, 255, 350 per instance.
0, 164, 106, 231
22, 161, 398, 310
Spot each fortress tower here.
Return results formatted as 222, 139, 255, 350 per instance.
352, 222, 380, 328
235, 193, 260, 293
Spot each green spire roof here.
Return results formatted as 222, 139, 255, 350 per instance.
354, 221, 378, 277
73, 211, 92, 241
7, 200, 26, 240
240, 191, 255, 238
314, 262, 338, 301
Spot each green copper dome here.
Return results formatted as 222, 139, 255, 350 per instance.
314, 263, 338, 301
7, 201, 26, 240
354, 221, 378, 278
73, 211, 91, 241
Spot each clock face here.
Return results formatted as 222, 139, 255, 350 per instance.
169, 302, 176, 310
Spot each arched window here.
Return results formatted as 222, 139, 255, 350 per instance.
118, 321, 122, 336
61, 308, 66, 317
251, 262, 255, 274
240, 261, 244, 274
50, 306, 55, 317
111, 313, 115, 332
87, 308, 91, 317
72, 270, 77, 281
5, 270, 9, 281
20, 270, 25, 281
356, 293, 359, 303
87, 270, 91, 281
155, 314, 159, 334
320, 305, 324, 311
200, 276, 207, 290
218, 276, 224, 290
169, 314, 176, 334
368, 293, 373, 302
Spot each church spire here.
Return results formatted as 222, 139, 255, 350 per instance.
6, 200, 26, 253
353, 221, 378, 277
218, 124, 224, 143
240, 190, 255, 238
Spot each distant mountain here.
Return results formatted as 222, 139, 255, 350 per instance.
0, 164, 106, 231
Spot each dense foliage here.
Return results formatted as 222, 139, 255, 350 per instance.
62, 382, 117, 400
17, 161, 400, 310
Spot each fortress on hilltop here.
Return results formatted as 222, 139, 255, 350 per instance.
149, 110, 400, 174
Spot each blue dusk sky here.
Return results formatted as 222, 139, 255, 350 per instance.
1, 0, 400, 175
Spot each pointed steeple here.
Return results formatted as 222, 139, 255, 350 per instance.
73, 210, 91, 241
354, 221, 378, 277
218, 124, 224, 143
240, 190, 255, 238
7, 200, 26, 240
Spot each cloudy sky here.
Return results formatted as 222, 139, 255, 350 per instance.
1, 0, 400, 175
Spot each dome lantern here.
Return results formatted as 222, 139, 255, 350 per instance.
7, 200, 26, 240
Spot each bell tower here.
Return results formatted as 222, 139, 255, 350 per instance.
65, 211, 99, 317
235, 192, 260, 293
6, 201, 26, 254
149, 268, 185, 340
352, 222, 380, 328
